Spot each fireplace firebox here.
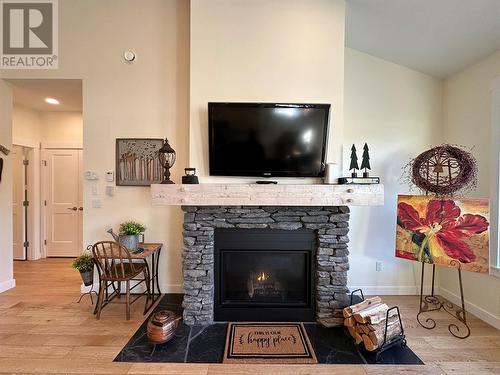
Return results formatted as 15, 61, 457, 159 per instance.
214, 229, 315, 321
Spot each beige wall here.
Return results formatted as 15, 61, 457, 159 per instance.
40, 111, 83, 144
12, 105, 42, 143
344, 48, 443, 294
441, 51, 500, 327
12, 104, 82, 144
190, 0, 346, 182
1, 0, 190, 292
0, 81, 14, 291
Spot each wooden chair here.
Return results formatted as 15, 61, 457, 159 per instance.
91, 241, 151, 320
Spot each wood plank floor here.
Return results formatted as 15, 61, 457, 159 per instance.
0, 258, 498, 374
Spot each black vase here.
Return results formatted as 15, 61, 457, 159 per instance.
80, 269, 94, 286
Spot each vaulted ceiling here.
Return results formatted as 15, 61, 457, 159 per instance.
346, 0, 500, 78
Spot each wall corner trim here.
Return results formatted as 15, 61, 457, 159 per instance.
490, 76, 500, 91
0, 279, 16, 293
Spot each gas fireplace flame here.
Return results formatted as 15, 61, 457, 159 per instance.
257, 272, 268, 282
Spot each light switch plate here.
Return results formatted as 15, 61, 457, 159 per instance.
92, 199, 101, 208
105, 186, 114, 196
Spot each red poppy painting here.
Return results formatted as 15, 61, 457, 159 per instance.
395, 195, 490, 273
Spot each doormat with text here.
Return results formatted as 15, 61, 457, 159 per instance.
223, 322, 317, 364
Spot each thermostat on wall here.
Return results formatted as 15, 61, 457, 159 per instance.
106, 171, 114, 182
84, 171, 99, 180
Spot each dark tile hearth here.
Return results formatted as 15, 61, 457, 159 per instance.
114, 295, 423, 365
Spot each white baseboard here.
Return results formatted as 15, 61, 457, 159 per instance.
348, 285, 425, 295
440, 286, 500, 330
0, 279, 16, 293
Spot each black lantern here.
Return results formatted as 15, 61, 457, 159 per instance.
158, 138, 176, 184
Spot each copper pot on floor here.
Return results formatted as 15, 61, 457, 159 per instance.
147, 310, 182, 344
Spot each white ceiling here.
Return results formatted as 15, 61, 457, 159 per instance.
346, 0, 500, 78
7, 79, 82, 112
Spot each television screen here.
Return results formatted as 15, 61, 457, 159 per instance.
208, 102, 330, 177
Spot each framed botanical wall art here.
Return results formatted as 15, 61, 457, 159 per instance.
395, 195, 490, 273
116, 138, 164, 186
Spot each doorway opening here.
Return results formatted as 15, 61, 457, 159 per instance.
12, 145, 31, 260
9, 79, 83, 260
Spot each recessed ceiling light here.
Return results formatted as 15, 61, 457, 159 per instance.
45, 97, 60, 105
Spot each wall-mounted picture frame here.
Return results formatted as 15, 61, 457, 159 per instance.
116, 138, 164, 186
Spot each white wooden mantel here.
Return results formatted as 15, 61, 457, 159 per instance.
151, 183, 384, 206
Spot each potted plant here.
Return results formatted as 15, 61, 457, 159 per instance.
72, 252, 94, 286
118, 221, 146, 251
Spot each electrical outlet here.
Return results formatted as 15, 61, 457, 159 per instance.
376, 261, 383, 272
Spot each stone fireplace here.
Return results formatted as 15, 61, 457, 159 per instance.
181, 205, 350, 326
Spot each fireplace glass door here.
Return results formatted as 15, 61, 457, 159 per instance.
221, 250, 308, 305
214, 228, 315, 321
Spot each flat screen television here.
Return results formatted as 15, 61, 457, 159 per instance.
208, 102, 330, 177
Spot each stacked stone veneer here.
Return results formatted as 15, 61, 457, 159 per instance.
181, 205, 350, 326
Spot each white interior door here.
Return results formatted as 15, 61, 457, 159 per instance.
12, 145, 26, 260
45, 149, 83, 257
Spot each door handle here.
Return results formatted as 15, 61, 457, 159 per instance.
67, 207, 78, 211
78, 207, 83, 211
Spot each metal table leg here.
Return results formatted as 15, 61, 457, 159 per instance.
144, 247, 162, 313
155, 248, 162, 296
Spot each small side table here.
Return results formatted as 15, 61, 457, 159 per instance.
93, 242, 163, 315
136, 243, 163, 311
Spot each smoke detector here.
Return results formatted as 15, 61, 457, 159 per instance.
123, 50, 137, 63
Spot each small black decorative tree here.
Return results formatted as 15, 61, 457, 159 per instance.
349, 144, 359, 177
360, 143, 371, 177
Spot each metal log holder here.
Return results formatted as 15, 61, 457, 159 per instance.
349, 289, 407, 361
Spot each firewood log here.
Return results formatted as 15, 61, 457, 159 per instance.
362, 334, 377, 352
344, 316, 356, 327
365, 322, 402, 351
359, 324, 371, 335
347, 326, 363, 345
367, 308, 399, 325
343, 296, 381, 317
367, 314, 400, 332
353, 303, 388, 324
